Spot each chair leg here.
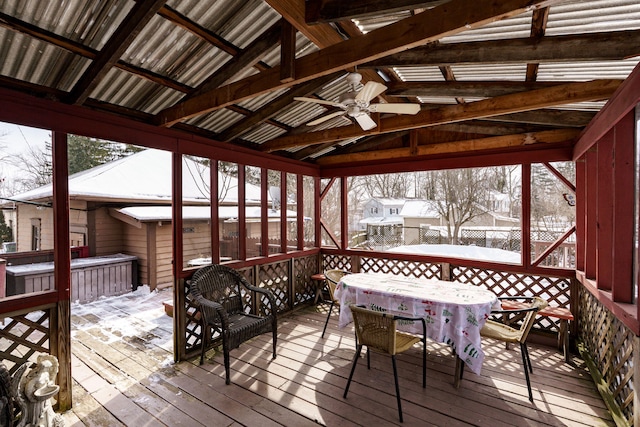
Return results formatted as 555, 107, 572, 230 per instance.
272, 328, 277, 359
392, 355, 404, 423
344, 344, 363, 398
454, 356, 464, 388
421, 337, 426, 388
366, 347, 370, 369
520, 343, 533, 402
199, 321, 207, 365
223, 342, 231, 385
523, 342, 533, 373
321, 301, 335, 338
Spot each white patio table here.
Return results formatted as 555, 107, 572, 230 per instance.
334, 272, 499, 378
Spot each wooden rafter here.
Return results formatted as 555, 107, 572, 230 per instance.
67, 0, 168, 105
304, 0, 448, 23
525, 6, 549, 81
184, 21, 282, 101
219, 73, 341, 141
386, 81, 566, 98
362, 30, 640, 68
316, 128, 580, 166
261, 79, 622, 152
155, 0, 562, 127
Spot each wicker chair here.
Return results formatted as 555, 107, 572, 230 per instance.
188, 264, 278, 385
480, 296, 548, 402
343, 305, 426, 423
321, 269, 351, 338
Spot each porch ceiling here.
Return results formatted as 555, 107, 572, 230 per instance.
1, 0, 639, 168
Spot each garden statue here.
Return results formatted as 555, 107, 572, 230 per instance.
18, 355, 64, 427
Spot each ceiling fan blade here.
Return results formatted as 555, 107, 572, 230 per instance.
354, 113, 377, 131
307, 111, 345, 126
369, 103, 421, 115
294, 96, 343, 108
355, 81, 387, 103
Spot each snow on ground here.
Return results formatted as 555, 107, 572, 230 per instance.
71, 285, 174, 355
388, 244, 521, 263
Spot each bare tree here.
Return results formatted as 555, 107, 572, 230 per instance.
432, 168, 492, 244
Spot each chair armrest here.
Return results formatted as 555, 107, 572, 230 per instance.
393, 315, 427, 335
192, 296, 230, 328
490, 307, 540, 315
239, 279, 278, 316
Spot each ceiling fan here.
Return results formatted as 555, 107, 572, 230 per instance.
294, 72, 420, 131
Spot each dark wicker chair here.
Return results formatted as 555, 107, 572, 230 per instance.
188, 264, 278, 385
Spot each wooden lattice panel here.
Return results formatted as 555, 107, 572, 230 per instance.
322, 254, 351, 272
257, 261, 289, 313
360, 257, 441, 280
578, 287, 634, 424
293, 255, 318, 305
451, 266, 570, 332
0, 310, 50, 373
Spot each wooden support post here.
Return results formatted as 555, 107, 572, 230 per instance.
172, 151, 185, 361
52, 131, 71, 410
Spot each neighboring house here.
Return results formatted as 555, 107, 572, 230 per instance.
362, 197, 520, 247
4, 149, 294, 289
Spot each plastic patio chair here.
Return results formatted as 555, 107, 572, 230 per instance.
343, 304, 426, 423
321, 269, 351, 338
480, 296, 548, 402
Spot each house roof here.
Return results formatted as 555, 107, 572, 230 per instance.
1, 1, 639, 169
400, 200, 440, 218
114, 205, 299, 222
9, 149, 264, 204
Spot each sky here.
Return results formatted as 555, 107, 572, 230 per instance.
0, 122, 51, 183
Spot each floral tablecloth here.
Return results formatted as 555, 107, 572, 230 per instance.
335, 272, 499, 375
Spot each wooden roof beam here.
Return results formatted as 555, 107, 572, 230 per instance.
305, 0, 449, 24
67, 0, 167, 105
155, 0, 562, 127
261, 79, 622, 151
184, 20, 282, 101
361, 30, 640, 68
219, 73, 341, 141
386, 81, 565, 98
525, 6, 549, 82
316, 128, 580, 166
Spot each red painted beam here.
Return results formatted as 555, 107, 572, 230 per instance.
611, 112, 635, 303
574, 62, 640, 160
596, 130, 614, 291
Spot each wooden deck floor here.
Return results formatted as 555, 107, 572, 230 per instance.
62, 287, 614, 427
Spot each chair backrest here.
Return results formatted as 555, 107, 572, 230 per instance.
324, 269, 350, 301
189, 264, 246, 315
516, 296, 548, 343
349, 305, 399, 355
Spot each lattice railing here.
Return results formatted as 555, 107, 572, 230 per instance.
184, 254, 319, 355
451, 265, 570, 332
578, 286, 634, 424
293, 256, 318, 306
360, 256, 442, 280
0, 307, 52, 374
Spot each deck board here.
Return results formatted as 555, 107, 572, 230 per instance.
62, 288, 615, 426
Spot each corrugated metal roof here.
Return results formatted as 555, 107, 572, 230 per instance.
1, 0, 638, 164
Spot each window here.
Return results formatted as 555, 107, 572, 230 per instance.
30, 218, 41, 251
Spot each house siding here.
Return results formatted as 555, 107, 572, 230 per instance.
91, 207, 124, 256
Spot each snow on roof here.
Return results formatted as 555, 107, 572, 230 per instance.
9, 149, 264, 204
388, 244, 521, 264
400, 200, 439, 218
359, 216, 403, 225
115, 205, 301, 222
